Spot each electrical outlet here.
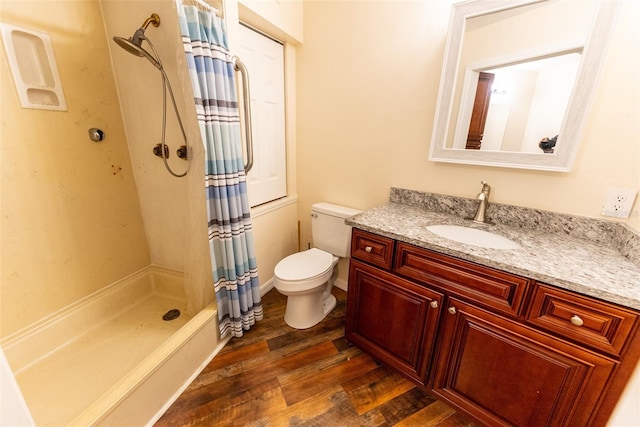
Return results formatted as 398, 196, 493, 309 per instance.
601, 187, 638, 218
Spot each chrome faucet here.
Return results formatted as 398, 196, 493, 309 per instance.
472, 181, 491, 223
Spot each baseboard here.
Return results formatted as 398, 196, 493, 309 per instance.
334, 277, 348, 292
260, 277, 276, 296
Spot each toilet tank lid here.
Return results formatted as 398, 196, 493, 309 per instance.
312, 202, 362, 219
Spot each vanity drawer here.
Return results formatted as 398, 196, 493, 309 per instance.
394, 243, 530, 317
526, 284, 639, 357
351, 229, 395, 269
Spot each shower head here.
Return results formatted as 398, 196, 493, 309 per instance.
113, 34, 162, 70
112, 13, 162, 70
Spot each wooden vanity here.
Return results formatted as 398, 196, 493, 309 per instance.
346, 228, 640, 426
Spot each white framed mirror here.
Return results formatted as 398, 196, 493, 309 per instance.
429, 0, 620, 172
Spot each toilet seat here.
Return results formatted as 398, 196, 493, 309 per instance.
275, 248, 333, 281
274, 248, 338, 293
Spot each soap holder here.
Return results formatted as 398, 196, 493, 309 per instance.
1, 23, 67, 111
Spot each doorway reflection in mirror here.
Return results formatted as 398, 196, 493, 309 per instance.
459, 52, 582, 153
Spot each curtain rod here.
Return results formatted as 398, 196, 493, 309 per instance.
183, 0, 220, 16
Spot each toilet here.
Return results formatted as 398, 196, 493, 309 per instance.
274, 202, 362, 329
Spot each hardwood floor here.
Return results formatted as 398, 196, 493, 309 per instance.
155, 288, 477, 426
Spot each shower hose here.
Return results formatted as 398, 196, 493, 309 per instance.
145, 37, 191, 178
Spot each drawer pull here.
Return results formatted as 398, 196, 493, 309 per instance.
448, 307, 457, 315
430, 301, 438, 309
570, 315, 584, 327
364, 246, 373, 253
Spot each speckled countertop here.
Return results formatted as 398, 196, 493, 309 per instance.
346, 188, 640, 310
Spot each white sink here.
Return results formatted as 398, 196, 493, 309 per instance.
426, 224, 520, 250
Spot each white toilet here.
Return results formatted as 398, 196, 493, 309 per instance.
274, 202, 361, 329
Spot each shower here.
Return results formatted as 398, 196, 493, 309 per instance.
113, 13, 162, 70
113, 13, 191, 178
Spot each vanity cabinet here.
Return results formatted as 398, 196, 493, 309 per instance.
346, 228, 640, 427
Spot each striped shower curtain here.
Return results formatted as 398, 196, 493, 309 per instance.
179, 4, 262, 338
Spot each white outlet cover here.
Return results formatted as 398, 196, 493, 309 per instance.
602, 187, 638, 218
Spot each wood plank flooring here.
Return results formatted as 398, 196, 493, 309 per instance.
155, 288, 477, 426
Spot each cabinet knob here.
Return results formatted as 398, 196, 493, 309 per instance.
570, 315, 584, 327
364, 246, 373, 253
430, 301, 438, 309
448, 306, 457, 315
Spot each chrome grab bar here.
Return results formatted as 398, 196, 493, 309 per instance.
232, 56, 254, 173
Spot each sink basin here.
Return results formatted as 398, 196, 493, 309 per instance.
426, 224, 520, 250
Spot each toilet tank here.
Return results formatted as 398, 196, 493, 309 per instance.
311, 202, 362, 257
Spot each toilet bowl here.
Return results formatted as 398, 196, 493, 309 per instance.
274, 202, 361, 329
274, 248, 339, 329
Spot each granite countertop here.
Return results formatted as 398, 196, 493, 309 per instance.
346, 188, 640, 310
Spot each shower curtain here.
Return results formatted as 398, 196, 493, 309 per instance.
179, 4, 262, 338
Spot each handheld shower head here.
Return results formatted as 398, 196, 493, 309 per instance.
112, 13, 162, 70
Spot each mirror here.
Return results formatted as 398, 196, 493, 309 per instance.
451, 50, 583, 153
429, 0, 619, 171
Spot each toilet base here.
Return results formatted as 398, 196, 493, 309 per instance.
283, 291, 337, 330
323, 293, 337, 316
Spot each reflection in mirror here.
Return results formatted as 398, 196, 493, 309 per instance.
451, 51, 582, 153
429, 0, 620, 171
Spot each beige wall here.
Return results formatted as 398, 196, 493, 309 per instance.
296, 0, 640, 242
0, 0, 150, 338
238, 0, 303, 43
296, 1, 639, 423
252, 201, 299, 284
101, 0, 197, 272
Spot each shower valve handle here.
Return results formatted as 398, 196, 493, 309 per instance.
153, 144, 169, 159
177, 145, 188, 160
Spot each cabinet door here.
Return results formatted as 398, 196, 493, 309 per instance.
346, 260, 443, 385
433, 298, 616, 427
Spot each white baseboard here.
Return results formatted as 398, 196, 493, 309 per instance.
260, 277, 276, 296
